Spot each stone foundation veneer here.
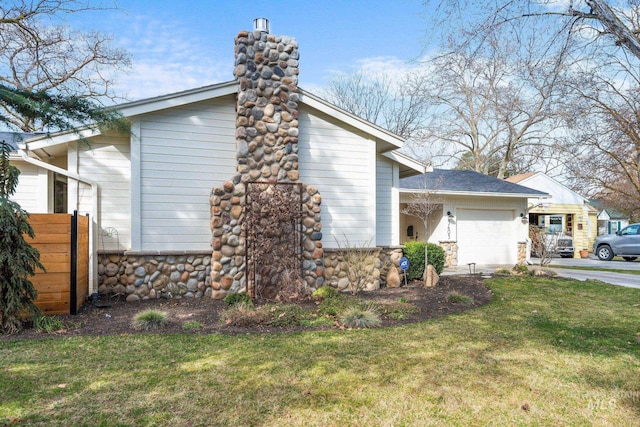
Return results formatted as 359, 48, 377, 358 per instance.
209, 27, 323, 299
97, 251, 212, 300
439, 241, 458, 267
323, 247, 404, 291
517, 241, 527, 265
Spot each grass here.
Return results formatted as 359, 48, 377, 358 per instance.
548, 264, 640, 275
32, 316, 66, 334
1, 276, 640, 426
446, 291, 474, 304
131, 310, 169, 331
181, 321, 204, 331
338, 305, 382, 328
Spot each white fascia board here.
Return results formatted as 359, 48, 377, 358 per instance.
117, 80, 237, 117
382, 151, 430, 175
518, 172, 589, 204
20, 127, 101, 151
398, 188, 552, 199
298, 88, 405, 150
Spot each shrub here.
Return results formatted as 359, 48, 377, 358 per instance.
223, 292, 253, 307
221, 304, 270, 327
132, 310, 169, 330
512, 264, 530, 275
33, 315, 65, 333
333, 237, 384, 295
446, 292, 474, 305
312, 285, 340, 300
318, 294, 350, 316
403, 241, 446, 280
0, 141, 44, 334
268, 304, 307, 327
338, 305, 382, 328
182, 320, 204, 331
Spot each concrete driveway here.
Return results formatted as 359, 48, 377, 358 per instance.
539, 256, 640, 289
546, 255, 640, 271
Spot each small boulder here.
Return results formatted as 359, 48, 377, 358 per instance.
424, 265, 440, 288
386, 266, 401, 288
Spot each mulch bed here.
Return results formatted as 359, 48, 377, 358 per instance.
1, 275, 492, 341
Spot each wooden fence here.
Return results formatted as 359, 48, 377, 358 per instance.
26, 212, 89, 315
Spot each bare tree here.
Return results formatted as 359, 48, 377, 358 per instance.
322, 70, 430, 140
529, 225, 559, 267
426, 1, 640, 63
402, 172, 443, 284
422, 30, 568, 178
560, 56, 640, 221
0, 0, 130, 131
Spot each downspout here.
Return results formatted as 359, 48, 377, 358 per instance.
18, 149, 99, 296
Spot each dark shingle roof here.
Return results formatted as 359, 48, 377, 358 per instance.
400, 169, 548, 196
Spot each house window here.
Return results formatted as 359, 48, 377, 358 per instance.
548, 215, 563, 234
54, 174, 67, 214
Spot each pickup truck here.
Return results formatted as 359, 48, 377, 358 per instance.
552, 234, 575, 258
531, 228, 575, 258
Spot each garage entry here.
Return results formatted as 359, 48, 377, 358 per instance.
457, 209, 517, 265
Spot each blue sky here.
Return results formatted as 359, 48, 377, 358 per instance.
71, 0, 431, 101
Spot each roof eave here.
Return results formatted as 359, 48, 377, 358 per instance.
398, 188, 551, 198
298, 88, 405, 150
117, 80, 237, 117
383, 151, 430, 177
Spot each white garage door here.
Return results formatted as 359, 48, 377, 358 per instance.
457, 209, 516, 265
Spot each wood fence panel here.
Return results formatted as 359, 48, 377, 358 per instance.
27, 213, 89, 315
74, 214, 90, 314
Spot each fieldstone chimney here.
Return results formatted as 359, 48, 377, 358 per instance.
209, 21, 323, 299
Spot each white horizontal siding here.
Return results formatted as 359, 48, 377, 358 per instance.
298, 105, 376, 248
376, 156, 394, 246
137, 96, 236, 251
77, 135, 131, 250
12, 162, 48, 213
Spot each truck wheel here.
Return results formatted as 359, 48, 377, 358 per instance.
597, 245, 614, 261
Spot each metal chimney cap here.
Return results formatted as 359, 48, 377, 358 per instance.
253, 17, 269, 33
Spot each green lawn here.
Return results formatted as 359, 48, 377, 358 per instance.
549, 264, 640, 275
1, 276, 639, 426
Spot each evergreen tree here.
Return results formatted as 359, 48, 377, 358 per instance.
0, 139, 44, 334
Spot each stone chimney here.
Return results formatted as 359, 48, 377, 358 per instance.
233, 20, 300, 182
209, 20, 323, 299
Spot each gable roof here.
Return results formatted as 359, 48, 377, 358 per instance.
399, 169, 549, 198
589, 200, 629, 220
505, 172, 537, 183
20, 81, 411, 159
505, 171, 590, 205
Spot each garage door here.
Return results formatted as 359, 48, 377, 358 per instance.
457, 209, 516, 265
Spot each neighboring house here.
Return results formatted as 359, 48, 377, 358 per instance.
9, 22, 425, 298
589, 200, 630, 235
506, 172, 598, 256
399, 169, 549, 266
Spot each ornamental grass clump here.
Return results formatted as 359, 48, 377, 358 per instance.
223, 292, 253, 307
33, 315, 65, 333
132, 310, 169, 331
338, 305, 382, 329
446, 291, 474, 305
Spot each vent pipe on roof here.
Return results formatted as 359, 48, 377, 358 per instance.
253, 17, 269, 33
